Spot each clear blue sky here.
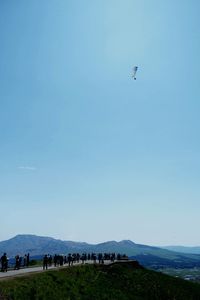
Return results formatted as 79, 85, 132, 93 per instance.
0, 0, 200, 246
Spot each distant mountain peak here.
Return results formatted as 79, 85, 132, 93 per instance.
119, 240, 136, 245
11, 234, 56, 241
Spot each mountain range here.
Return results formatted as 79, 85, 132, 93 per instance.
1, 234, 200, 269
162, 245, 200, 255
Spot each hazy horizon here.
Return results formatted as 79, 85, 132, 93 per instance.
1, 0, 200, 246
1, 233, 200, 248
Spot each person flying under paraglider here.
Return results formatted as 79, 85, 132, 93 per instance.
132, 66, 138, 80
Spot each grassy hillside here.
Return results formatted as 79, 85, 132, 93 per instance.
1, 262, 200, 300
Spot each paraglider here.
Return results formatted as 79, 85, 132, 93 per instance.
132, 66, 138, 80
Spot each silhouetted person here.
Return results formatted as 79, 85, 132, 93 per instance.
43, 254, 48, 270
27, 253, 30, 267
77, 253, 80, 263
117, 254, 121, 260
15, 255, 20, 270
111, 253, 115, 262
60, 255, 63, 266
48, 255, 52, 267
23, 255, 27, 267
92, 253, 96, 263
1, 253, 8, 272
54, 254, 57, 267
98, 253, 102, 264
68, 253, 72, 266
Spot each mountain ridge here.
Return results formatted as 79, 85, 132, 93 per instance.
162, 245, 200, 255
1, 234, 200, 270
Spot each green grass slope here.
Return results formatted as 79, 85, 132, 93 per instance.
1, 262, 200, 300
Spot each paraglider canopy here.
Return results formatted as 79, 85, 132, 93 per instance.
132, 66, 138, 80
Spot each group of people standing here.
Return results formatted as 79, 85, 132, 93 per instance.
1, 252, 126, 272
42, 252, 119, 270
0, 253, 30, 272
14, 253, 30, 270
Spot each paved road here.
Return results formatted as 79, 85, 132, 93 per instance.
0, 265, 54, 279
0, 260, 113, 280
0, 261, 91, 280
